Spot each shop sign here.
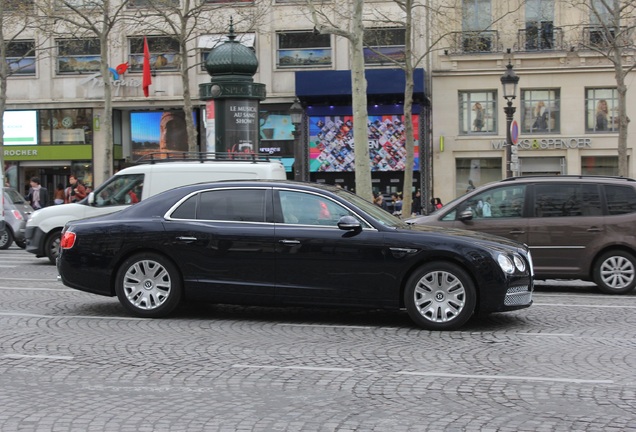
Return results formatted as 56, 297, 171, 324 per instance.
4, 145, 92, 161
492, 137, 592, 150
80, 63, 141, 96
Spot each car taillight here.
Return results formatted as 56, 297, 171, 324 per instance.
60, 231, 77, 249
11, 210, 23, 221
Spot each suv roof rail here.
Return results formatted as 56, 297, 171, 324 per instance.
500, 175, 636, 182
134, 152, 274, 164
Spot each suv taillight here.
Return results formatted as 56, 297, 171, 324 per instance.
60, 231, 76, 249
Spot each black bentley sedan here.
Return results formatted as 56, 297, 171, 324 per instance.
57, 180, 534, 330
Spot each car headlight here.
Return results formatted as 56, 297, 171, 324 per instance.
497, 254, 515, 274
513, 254, 526, 272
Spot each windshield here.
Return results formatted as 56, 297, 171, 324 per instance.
92, 174, 144, 207
334, 188, 407, 228
4, 188, 26, 205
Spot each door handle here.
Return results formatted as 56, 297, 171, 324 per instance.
176, 236, 198, 242
279, 239, 301, 245
508, 229, 525, 235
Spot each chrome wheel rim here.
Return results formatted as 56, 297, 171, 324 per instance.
0, 231, 8, 248
413, 271, 466, 323
122, 260, 171, 310
600, 255, 635, 290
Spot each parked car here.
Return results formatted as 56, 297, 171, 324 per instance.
25, 152, 287, 264
0, 187, 34, 249
57, 180, 534, 331
408, 175, 636, 295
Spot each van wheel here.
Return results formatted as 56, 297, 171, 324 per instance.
0, 229, 14, 250
115, 253, 182, 318
404, 262, 476, 330
44, 231, 61, 264
593, 250, 636, 294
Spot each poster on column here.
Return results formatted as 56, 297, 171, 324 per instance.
308, 115, 419, 172
225, 99, 259, 157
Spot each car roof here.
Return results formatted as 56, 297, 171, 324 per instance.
498, 175, 636, 184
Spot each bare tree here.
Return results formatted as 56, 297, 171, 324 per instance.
565, 0, 635, 177
305, 0, 372, 201
35, 0, 131, 184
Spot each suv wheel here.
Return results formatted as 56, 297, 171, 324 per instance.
593, 250, 636, 295
0, 229, 14, 250
45, 231, 61, 264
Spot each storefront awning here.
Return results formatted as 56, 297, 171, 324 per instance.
295, 68, 426, 104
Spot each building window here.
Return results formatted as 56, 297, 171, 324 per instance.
128, 0, 179, 6
462, 0, 494, 53
521, 89, 559, 134
582, 156, 619, 176
459, 91, 497, 134
455, 158, 502, 198
3, 0, 34, 11
40, 109, 94, 145
6, 40, 36, 76
277, 31, 331, 69
128, 37, 180, 73
586, 88, 617, 132
57, 39, 100, 74
363, 28, 405, 65
524, 0, 554, 50
56, 0, 103, 8
203, 0, 252, 3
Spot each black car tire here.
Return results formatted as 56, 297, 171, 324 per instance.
0, 229, 14, 250
115, 252, 183, 318
405, 262, 476, 331
593, 250, 636, 295
44, 230, 61, 264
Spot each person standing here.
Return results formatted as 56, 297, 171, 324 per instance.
53, 184, 66, 205
26, 177, 49, 210
596, 99, 608, 131
68, 174, 87, 203
412, 190, 423, 215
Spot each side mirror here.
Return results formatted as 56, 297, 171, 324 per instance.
88, 192, 95, 206
458, 210, 474, 221
337, 215, 361, 231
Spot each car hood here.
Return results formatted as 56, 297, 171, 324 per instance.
402, 223, 527, 251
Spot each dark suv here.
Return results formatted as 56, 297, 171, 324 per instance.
409, 176, 636, 294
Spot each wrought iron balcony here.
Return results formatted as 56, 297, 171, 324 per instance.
518, 22, 563, 51
447, 31, 499, 54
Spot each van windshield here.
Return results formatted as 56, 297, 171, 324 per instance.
92, 174, 144, 207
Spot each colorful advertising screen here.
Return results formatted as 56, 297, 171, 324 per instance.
308, 115, 419, 172
131, 110, 197, 160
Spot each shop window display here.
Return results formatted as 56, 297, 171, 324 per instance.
459, 91, 497, 134
56, 39, 100, 74
6, 40, 36, 76
586, 88, 618, 133
128, 37, 180, 72
455, 158, 502, 198
40, 109, 93, 145
521, 89, 560, 134
277, 31, 331, 69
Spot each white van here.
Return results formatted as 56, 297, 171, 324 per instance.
25, 153, 287, 263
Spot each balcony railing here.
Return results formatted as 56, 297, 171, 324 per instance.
447, 31, 499, 54
583, 26, 632, 48
518, 22, 563, 51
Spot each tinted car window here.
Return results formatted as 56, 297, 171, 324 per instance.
279, 190, 355, 226
534, 183, 601, 217
605, 185, 636, 215
172, 189, 267, 222
4, 188, 26, 205
443, 184, 526, 220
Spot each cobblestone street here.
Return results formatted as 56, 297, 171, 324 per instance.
1, 247, 635, 431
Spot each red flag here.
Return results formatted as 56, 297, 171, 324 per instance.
142, 37, 152, 97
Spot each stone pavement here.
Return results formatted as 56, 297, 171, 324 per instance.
0, 247, 635, 431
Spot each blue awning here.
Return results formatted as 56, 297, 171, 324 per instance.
295, 68, 426, 101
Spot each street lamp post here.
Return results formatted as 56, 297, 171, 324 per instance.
289, 98, 305, 181
500, 61, 519, 178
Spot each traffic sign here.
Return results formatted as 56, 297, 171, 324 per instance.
511, 120, 519, 144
